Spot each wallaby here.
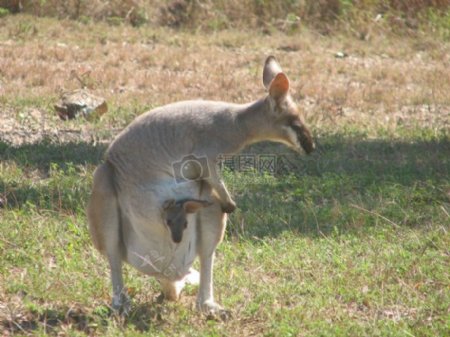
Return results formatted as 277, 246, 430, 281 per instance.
162, 199, 212, 243
87, 56, 314, 318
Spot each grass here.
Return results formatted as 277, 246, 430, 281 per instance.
1, 14, 449, 337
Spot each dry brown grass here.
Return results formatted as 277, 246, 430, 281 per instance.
0, 14, 449, 145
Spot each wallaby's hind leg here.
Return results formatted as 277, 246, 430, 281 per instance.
108, 254, 129, 313
87, 162, 129, 313
196, 205, 230, 320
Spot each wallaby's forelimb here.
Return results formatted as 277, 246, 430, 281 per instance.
205, 161, 236, 213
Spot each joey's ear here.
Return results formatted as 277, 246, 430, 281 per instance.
263, 56, 283, 89
163, 199, 176, 210
183, 200, 213, 214
269, 72, 290, 101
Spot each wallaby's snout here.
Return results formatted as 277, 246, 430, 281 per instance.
167, 219, 185, 243
291, 120, 315, 154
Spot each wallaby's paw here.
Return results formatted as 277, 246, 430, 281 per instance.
221, 200, 237, 214
197, 300, 231, 321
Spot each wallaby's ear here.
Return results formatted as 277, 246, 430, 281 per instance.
183, 199, 213, 214
269, 72, 290, 101
163, 199, 176, 210
263, 56, 283, 89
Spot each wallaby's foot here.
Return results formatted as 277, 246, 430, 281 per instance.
111, 293, 131, 316
221, 200, 236, 214
159, 278, 186, 301
196, 300, 231, 321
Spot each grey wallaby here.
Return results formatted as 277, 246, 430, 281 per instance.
87, 56, 314, 317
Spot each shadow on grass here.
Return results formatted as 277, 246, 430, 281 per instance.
0, 140, 106, 211
1, 305, 97, 335
0, 300, 171, 335
0, 134, 449, 236
242, 134, 449, 183
0, 139, 106, 210
0, 178, 89, 211
0, 139, 107, 174
1, 135, 447, 183
228, 134, 450, 238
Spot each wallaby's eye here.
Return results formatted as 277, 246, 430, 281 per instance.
183, 221, 188, 229
167, 220, 173, 227
290, 119, 302, 130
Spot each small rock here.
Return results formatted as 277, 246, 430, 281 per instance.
335, 51, 348, 59
54, 89, 107, 120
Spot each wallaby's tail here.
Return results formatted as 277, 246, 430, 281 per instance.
87, 161, 121, 254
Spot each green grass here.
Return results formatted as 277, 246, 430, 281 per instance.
0, 11, 449, 337
1, 127, 448, 336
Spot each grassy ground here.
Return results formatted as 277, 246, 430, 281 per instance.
0, 15, 449, 336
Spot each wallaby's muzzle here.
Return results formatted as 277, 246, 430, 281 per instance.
167, 219, 185, 243
291, 121, 315, 154
172, 232, 183, 244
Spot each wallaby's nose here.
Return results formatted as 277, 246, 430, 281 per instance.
172, 232, 183, 243
302, 139, 315, 154
292, 123, 315, 154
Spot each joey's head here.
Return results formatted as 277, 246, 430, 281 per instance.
162, 199, 212, 243
261, 56, 315, 154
